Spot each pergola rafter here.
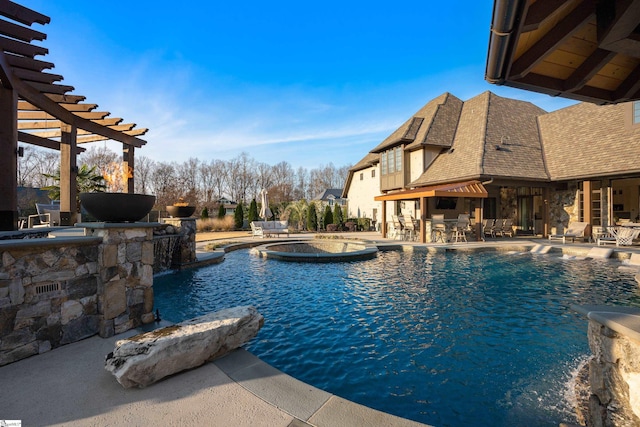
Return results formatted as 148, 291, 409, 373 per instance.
0, 0, 150, 230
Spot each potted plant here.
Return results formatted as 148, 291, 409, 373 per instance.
166, 198, 196, 218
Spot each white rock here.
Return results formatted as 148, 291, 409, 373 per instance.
105, 305, 264, 388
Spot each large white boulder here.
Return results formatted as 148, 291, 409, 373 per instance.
105, 305, 264, 388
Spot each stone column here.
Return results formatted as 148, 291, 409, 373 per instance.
162, 217, 196, 266
81, 222, 156, 337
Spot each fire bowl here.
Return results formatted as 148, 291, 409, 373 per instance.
166, 205, 196, 218
80, 192, 156, 222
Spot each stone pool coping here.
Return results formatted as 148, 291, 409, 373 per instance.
571, 305, 640, 343
252, 239, 379, 262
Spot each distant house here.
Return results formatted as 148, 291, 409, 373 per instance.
344, 90, 640, 242
215, 197, 238, 216
313, 189, 347, 213
17, 187, 51, 215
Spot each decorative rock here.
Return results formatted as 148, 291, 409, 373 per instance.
105, 306, 264, 388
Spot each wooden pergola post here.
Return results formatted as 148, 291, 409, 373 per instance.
0, 85, 18, 230
60, 123, 77, 225
420, 196, 427, 243
123, 144, 134, 194
381, 200, 387, 238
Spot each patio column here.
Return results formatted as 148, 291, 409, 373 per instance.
543, 187, 550, 237
419, 196, 427, 243
0, 85, 18, 231
123, 144, 134, 194
60, 123, 78, 226
381, 201, 387, 238
474, 205, 482, 241
583, 181, 592, 238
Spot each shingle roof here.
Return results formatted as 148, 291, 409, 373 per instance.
369, 93, 460, 153
409, 91, 549, 187
539, 102, 640, 180
349, 152, 379, 173
314, 189, 344, 201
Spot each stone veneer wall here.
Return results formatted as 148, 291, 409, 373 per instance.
162, 217, 196, 266
548, 184, 580, 235
82, 223, 156, 338
586, 320, 640, 426
0, 237, 101, 366
0, 223, 158, 366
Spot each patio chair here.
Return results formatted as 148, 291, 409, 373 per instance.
482, 219, 496, 238
600, 226, 640, 247
27, 203, 61, 228
402, 215, 417, 241
548, 221, 588, 244
391, 215, 405, 240
450, 214, 470, 243
431, 214, 447, 243
498, 218, 514, 237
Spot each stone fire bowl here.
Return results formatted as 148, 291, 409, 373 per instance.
166, 205, 196, 218
80, 192, 156, 223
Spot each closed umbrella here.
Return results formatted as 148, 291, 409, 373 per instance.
259, 189, 272, 220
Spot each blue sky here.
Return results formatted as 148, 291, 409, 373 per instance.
20, 0, 577, 169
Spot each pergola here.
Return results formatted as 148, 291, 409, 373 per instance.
374, 180, 488, 243
486, 0, 640, 105
0, 1, 148, 231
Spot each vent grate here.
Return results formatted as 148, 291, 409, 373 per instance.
35, 282, 60, 295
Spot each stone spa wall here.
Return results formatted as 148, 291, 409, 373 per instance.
0, 223, 157, 366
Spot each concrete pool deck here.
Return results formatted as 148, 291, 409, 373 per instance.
3, 232, 640, 426
0, 322, 428, 427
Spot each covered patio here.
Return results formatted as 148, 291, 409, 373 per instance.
0, 1, 148, 231
374, 180, 489, 243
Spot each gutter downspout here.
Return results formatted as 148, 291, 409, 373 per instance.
485, 0, 525, 84
478, 178, 494, 240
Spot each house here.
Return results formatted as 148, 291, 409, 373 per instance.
342, 153, 380, 227
344, 90, 640, 242
313, 189, 347, 214
214, 197, 238, 216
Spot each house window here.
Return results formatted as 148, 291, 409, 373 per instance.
395, 146, 402, 172
634, 101, 640, 124
371, 169, 375, 178
388, 150, 395, 173
381, 153, 388, 175
360, 172, 363, 181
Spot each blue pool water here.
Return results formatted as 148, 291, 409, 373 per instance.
153, 249, 640, 427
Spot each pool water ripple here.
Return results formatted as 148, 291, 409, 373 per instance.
153, 249, 640, 427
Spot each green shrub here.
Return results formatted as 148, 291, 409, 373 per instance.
234, 203, 244, 229
201, 206, 209, 219
307, 203, 318, 231
333, 204, 343, 226
248, 198, 258, 223
323, 205, 333, 230
217, 204, 226, 219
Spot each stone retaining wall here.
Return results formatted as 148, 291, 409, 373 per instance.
0, 237, 101, 366
0, 223, 158, 366
586, 320, 640, 426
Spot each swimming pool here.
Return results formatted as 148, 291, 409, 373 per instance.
153, 248, 640, 427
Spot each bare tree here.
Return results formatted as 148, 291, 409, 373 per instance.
149, 162, 179, 208
175, 158, 200, 204
134, 155, 155, 195
79, 145, 118, 175
293, 166, 309, 200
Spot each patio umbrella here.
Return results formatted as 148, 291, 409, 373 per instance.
259, 189, 272, 220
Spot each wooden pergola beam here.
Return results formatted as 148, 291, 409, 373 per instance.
5, 53, 53, 71
0, 0, 50, 26
0, 16, 46, 42
18, 130, 85, 153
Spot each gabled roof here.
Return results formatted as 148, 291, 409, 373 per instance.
349, 152, 379, 173
540, 101, 640, 180
369, 93, 462, 153
313, 188, 344, 201
410, 91, 548, 187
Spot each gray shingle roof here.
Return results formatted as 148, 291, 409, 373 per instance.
369, 93, 458, 153
539, 102, 640, 180
410, 91, 549, 187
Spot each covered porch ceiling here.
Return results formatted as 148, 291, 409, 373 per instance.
0, 1, 149, 230
374, 180, 489, 202
486, 0, 640, 105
